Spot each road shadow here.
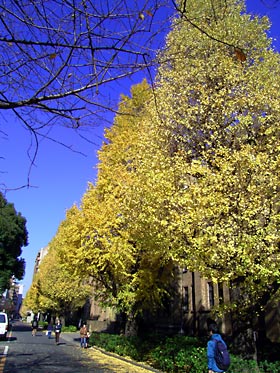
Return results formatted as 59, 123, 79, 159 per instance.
6, 336, 17, 342
10, 322, 31, 332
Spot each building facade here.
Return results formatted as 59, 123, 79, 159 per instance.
84, 269, 280, 343
83, 270, 232, 336
33, 246, 49, 279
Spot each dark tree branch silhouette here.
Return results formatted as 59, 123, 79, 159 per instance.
0, 0, 173, 189
0, 0, 277, 190
0, 0, 172, 124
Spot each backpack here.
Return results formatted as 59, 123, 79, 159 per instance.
214, 339, 230, 371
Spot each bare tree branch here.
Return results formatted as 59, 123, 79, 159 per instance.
2, 0, 274, 190
0, 0, 172, 122
0, 0, 173, 189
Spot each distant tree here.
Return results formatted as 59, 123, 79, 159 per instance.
0, 193, 28, 293
22, 281, 41, 314
23, 244, 91, 321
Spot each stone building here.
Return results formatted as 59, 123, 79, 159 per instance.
33, 246, 49, 278
83, 269, 280, 343
83, 269, 232, 336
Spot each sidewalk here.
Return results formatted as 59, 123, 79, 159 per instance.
61, 331, 81, 346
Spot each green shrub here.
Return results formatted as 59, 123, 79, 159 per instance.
147, 336, 205, 373
172, 347, 206, 373
90, 333, 141, 360
225, 354, 280, 373
38, 321, 48, 329
227, 355, 259, 373
89, 333, 280, 373
62, 325, 77, 332
258, 360, 280, 373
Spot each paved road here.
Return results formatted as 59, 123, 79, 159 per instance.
0, 321, 160, 373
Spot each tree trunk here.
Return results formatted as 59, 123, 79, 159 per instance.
124, 312, 139, 337
229, 288, 258, 361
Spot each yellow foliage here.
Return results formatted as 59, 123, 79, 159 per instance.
149, 0, 280, 311
26, 1, 280, 319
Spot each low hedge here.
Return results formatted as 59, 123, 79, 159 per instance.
37, 321, 77, 332
38, 321, 48, 329
62, 325, 77, 332
89, 333, 280, 373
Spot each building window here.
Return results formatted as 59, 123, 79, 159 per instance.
208, 282, 214, 308
183, 286, 189, 312
218, 283, 224, 304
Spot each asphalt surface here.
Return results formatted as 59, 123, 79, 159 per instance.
0, 321, 161, 373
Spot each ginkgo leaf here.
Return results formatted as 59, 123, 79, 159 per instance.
234, 47, 246, 62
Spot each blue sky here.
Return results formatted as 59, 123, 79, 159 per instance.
1, 0, 279, 297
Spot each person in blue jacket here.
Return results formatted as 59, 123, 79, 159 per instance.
47, 322, 53, 339
207, 323, 226, 373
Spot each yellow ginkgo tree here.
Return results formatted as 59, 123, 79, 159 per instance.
27, 1, 280, 345
54, 81, 183, 334
24, 233, 91, 321
147, 0, 280, 319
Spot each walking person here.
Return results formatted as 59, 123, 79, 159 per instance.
46, 322, 52, 339
207, 323, 230, 373
31, 316, 38, 337
80, 323, 88, 348
54, 319, 62, 345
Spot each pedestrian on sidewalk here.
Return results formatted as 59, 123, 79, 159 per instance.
31, 316, 38, 337
54, 319, 62, 345
207, 323, 230, 373
46, 322, 53, 339
80, 323, 88, 348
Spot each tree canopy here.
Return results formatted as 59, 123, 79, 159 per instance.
26, 0, 280, 330
151, 0, 280, 313
0, 193, 28, 293
53, 81, 180, 331
23, 242, 91, 316
1, 1, 278, 190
